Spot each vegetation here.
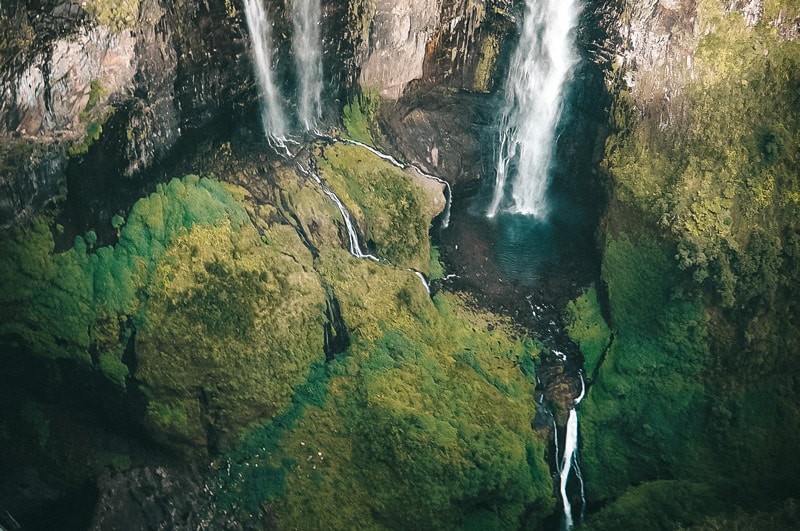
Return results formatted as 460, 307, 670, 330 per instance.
1, 132, 558, 526
583, 1, 800, 526
212, 285, 552, 529
317, 143, 436, 271
0, 176, 294, 445
136, 216, 327, 451
564, 284, 610, 376
429, 244, 446, 279
342, 89, 380, 145
80, 0, 141, 30
69, 80, 113, 157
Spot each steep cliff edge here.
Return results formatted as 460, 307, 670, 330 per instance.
578, 0, 800, 526
0, 0, 251, 229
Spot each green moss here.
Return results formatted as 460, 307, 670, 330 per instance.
317, 143, 434, 271
429, 245, 445, 280
265, 290, 551, 530
342, 89, 380, 145
584, 480, 721, 530
209, 231, 551, 528
590, 4, 800, 517
564, 284, 610, 376
136, 218, 327, 452
473, 33, 499, 93
582, 234, 712, 500
0, 176, 253, 393
69, 79, 114, 157
79, 0, 141, 30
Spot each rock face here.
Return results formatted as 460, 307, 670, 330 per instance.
0, 0, 520, 226
0, 0, 250, 228
358, 0, 518, 184
357, 0, 442, 99
579, 0, 800, 523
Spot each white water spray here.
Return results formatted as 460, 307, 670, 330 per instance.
559, 372, 586, 529
488, 0, 580, 219
297, 163, 379, 261
243, 0, 289, 146
292, 0, 323, 131
413, 270, 430, 294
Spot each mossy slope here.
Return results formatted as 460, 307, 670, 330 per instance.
583, 1, 800, 526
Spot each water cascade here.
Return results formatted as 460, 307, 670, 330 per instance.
243, 0, 289, 146
292, 0, 323, 131
487, 0, 580, 219
559, 373, 586, 529
297, 163, 379, 261
337, 138, 452, 229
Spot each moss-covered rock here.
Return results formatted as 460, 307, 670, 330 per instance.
317, 142, 443, 272
136, 217, 327, 452
216, 286, 552, 529
587, 0, 800, 521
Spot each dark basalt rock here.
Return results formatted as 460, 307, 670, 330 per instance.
0, 0, 252, 231
90, 465, 243, 530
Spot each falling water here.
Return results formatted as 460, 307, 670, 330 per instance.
243, 0, 289, 145
292, 0, 323, 131
296, 163, 379, 260
487, 0, 580, 219
559, 372, 586, 529
337, 137, 452, 229
321, 186, 380, 261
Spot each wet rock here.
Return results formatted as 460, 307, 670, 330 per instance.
357, 0, 441, 99
91, 465, 241, 530
0, 0, 250, 229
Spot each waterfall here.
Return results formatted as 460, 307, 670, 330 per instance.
413, 270, 430, 294
487, 0, 580, 219
292, 0, 323, 131
243, 0, 289, 146
559, 372, 586, 529
297, 163, 379, 261
337, 137, 452, 229
560, 409, 579, 530
321, 186, 379, 261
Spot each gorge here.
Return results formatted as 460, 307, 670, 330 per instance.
1, 0, 800, 530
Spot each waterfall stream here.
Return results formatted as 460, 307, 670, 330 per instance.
300, 162, 431, 294
488, 0, 580, 219
559, 372, 586, 529
243, 0, 289, 146
339, 138, 452, 229
297, 162, 379, 261
292, 0, 323, 131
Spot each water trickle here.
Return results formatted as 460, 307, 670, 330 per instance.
559, 372, 586, 529
337, 138, 452, 229
488, 0, 580, 219
413, 270, 430, 294
243, 0, 289, 146
297, 163, 379, 261
292, 0, 323, 131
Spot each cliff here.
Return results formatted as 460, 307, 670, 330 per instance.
576, 0, 800, 527
0, 0, 250, 228
2, 0, 799, 527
